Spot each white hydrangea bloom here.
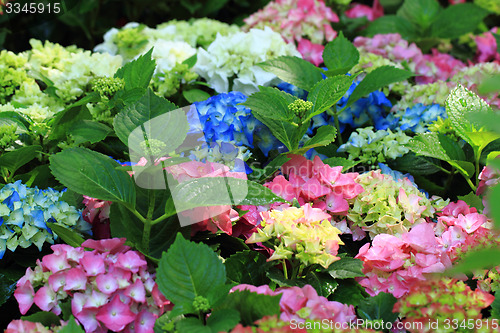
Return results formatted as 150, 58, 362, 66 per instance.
194, 27, 301, 95
150, 40, 196, 74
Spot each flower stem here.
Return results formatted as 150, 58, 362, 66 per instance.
332, 106, 343, 146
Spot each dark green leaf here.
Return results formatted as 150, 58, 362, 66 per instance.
257, 56, 323, 91
70, 120, 112, 144
346, 66, 413, 108
115, 48, 156, 90
357, 292, 398, 323
0, 145, 41, 174
330, 279, 367, 306
176, 318, 211, 333
289, 126, 337, 156
491, 291, 500, 319
307, 76, 354, 119
47, 223, 85, 248
397, 0, 441, 29
0, 273, 17, 307
21, 311, 61, 326
219, 290, 281, 326
406, 133, 465, 162
364, 15, 419, 40
257, 154, 291, 181
207, 309, 240, 333
157, 233, 226, 307
328, 256, 364, 279
49, 147, 136, 206
183, 89, 211, 104
430, 3, 488, 39
322, 32, 360, 75
48, 104, 92, 141
389, 153, 441, 175
109, 203, 143, 249
243, 86, 295, 122
58, 316, 85, 333
225, 251, 273, 285
303, 271, 338, 298
113, 89, 180, 147
171, 178, 285, 213
0, 111, 30, 132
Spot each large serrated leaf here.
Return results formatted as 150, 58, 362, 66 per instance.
0, 145, 41, 174
242, 86, 296, 122
114, 48, 156, 90
396, 0, 441, 30
430, 3, 488, 39
445, 85, 492, 148
364, 15, 419, 40
328, 255, 364, 279
322, 32, 360, 75
357, 292, 398, 323
225, 251, 272, 285
345, 66, 413, 108
288, 125, 337, 156
257, 56, 323, 91
70, 120, 112, 145
306, 76, 354, 119
157, 233, 226, 307
406, 132, 465, 162
49, 147, 136, 207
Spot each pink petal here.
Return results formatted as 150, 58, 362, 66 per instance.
42, 253, 71, 273
124, 279, 146, 303
80, 252, 106, 276
14, 280, 34, 315
64, 268, 88, 291
116, 251, 147, 273
82, 238, 130, 254
95, 273, 119, 295
33, 286, 58, 312
134, 310, 157, 333
96, 295, 137, 332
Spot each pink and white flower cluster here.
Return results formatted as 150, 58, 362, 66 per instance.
232, 284, 356, 324
354, 33, 465, 84
355, 223, 452, 298
243, 0, 339, 66
13, 238, 171, 333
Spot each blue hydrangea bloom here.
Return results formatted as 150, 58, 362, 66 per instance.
276, 81, 308, 100
398, 104, 447, 133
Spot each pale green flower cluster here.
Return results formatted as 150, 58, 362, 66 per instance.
392, 81, 452, 112
0, 51, 31, 104
195, 27, 301, 95
338, 127, 411, 166
0, 39, 122, 123
0, 181, 90, 259
0, 124, 18, 149
348, 170, 448, 238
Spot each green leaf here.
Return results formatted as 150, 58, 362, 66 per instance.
171, 178, 285, 213
182, 54, 198, 68
322, 32, 360, 75
219, 290, 281, 326
489, 184, 500, 229
48, 104, 92, 141
176, 318, 211, 333
302, 271, 338, 298
330, 279, 367, 306
257, 154, 291, 181
491, 291, 500, 319
207, 309, 240, 333
323, 157, 360, 172
157, 233, 226, 307
21, 311, 61, 326
346, 66, 413, 108
70, 120, 112, 145
0, 272, 17, 307
182, 89, 211, 104
457, 192, 484, 212
109, 203, 142, 247
430, 3, 488, 39
115, 48, 156, 90
58, 316, 85, 333
389, 153, 441, 175
243, 86, 296, 121
357, 292, 398, 323
406, 133, 465, 162
448, 160, 475, 178
113, 89, 180, 147
288, 126, 337, 156
307, 76, 354, 119
467, 131, 500, 152
0, 111, 30, 132
364, 15, 419, 40
328, 256, 364, 279
478, 75, 500, 95
47, 223, 85, 248
0, 145, 41, 174
49, 147, 136, 206
225, 251, 272, 285
445, 85, 492, 148
447, 248, 500, 274
396, 0, 441, 30
257, 56, 323, 91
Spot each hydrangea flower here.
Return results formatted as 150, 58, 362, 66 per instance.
348, 170, 447, 239
474, 27, 500, 63
345, 0, 384, 21
0, 50, 31, 104
397, 103, 447, 133
337, 127, 411, 166
194, 27, 301, 95
232, 284, 356, 324
476, 163, 500, 215
243, 0, 339, 65
355, 223, 452, 298
5, 319, 67, 332
13, 238, 171, 333
0, 181, 89, 260
393, 278, 494, 332
264, 155, 364, 221
246, 204, 344, 268
189, 92, 280, 156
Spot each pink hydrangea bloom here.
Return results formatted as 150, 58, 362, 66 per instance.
13, 238, 171, 333
345, 0, 384, 21
474, 28, 500, 63
477, 163, 500, 215
82, 196, 112, 240
355, 223, 452, 298
297, 39, 324, 66
232, 284, 356, 323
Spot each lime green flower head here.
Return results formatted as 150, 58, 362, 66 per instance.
246, 205, 343, 269
0, 50, 31, 104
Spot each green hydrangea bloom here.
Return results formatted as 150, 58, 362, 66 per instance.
0, 124, 17, 149
92, 77, 125, 98
338, 127, 411, 166
348, 170, 447, 238
152, 63, 199, 97
0, 50, 31, 104
0, 181, 90, 259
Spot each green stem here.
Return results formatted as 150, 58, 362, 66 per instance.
463, 174, 477, 192
282, 260, 288, 280
141, 191, 156, 253
475, 147, 483, 188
